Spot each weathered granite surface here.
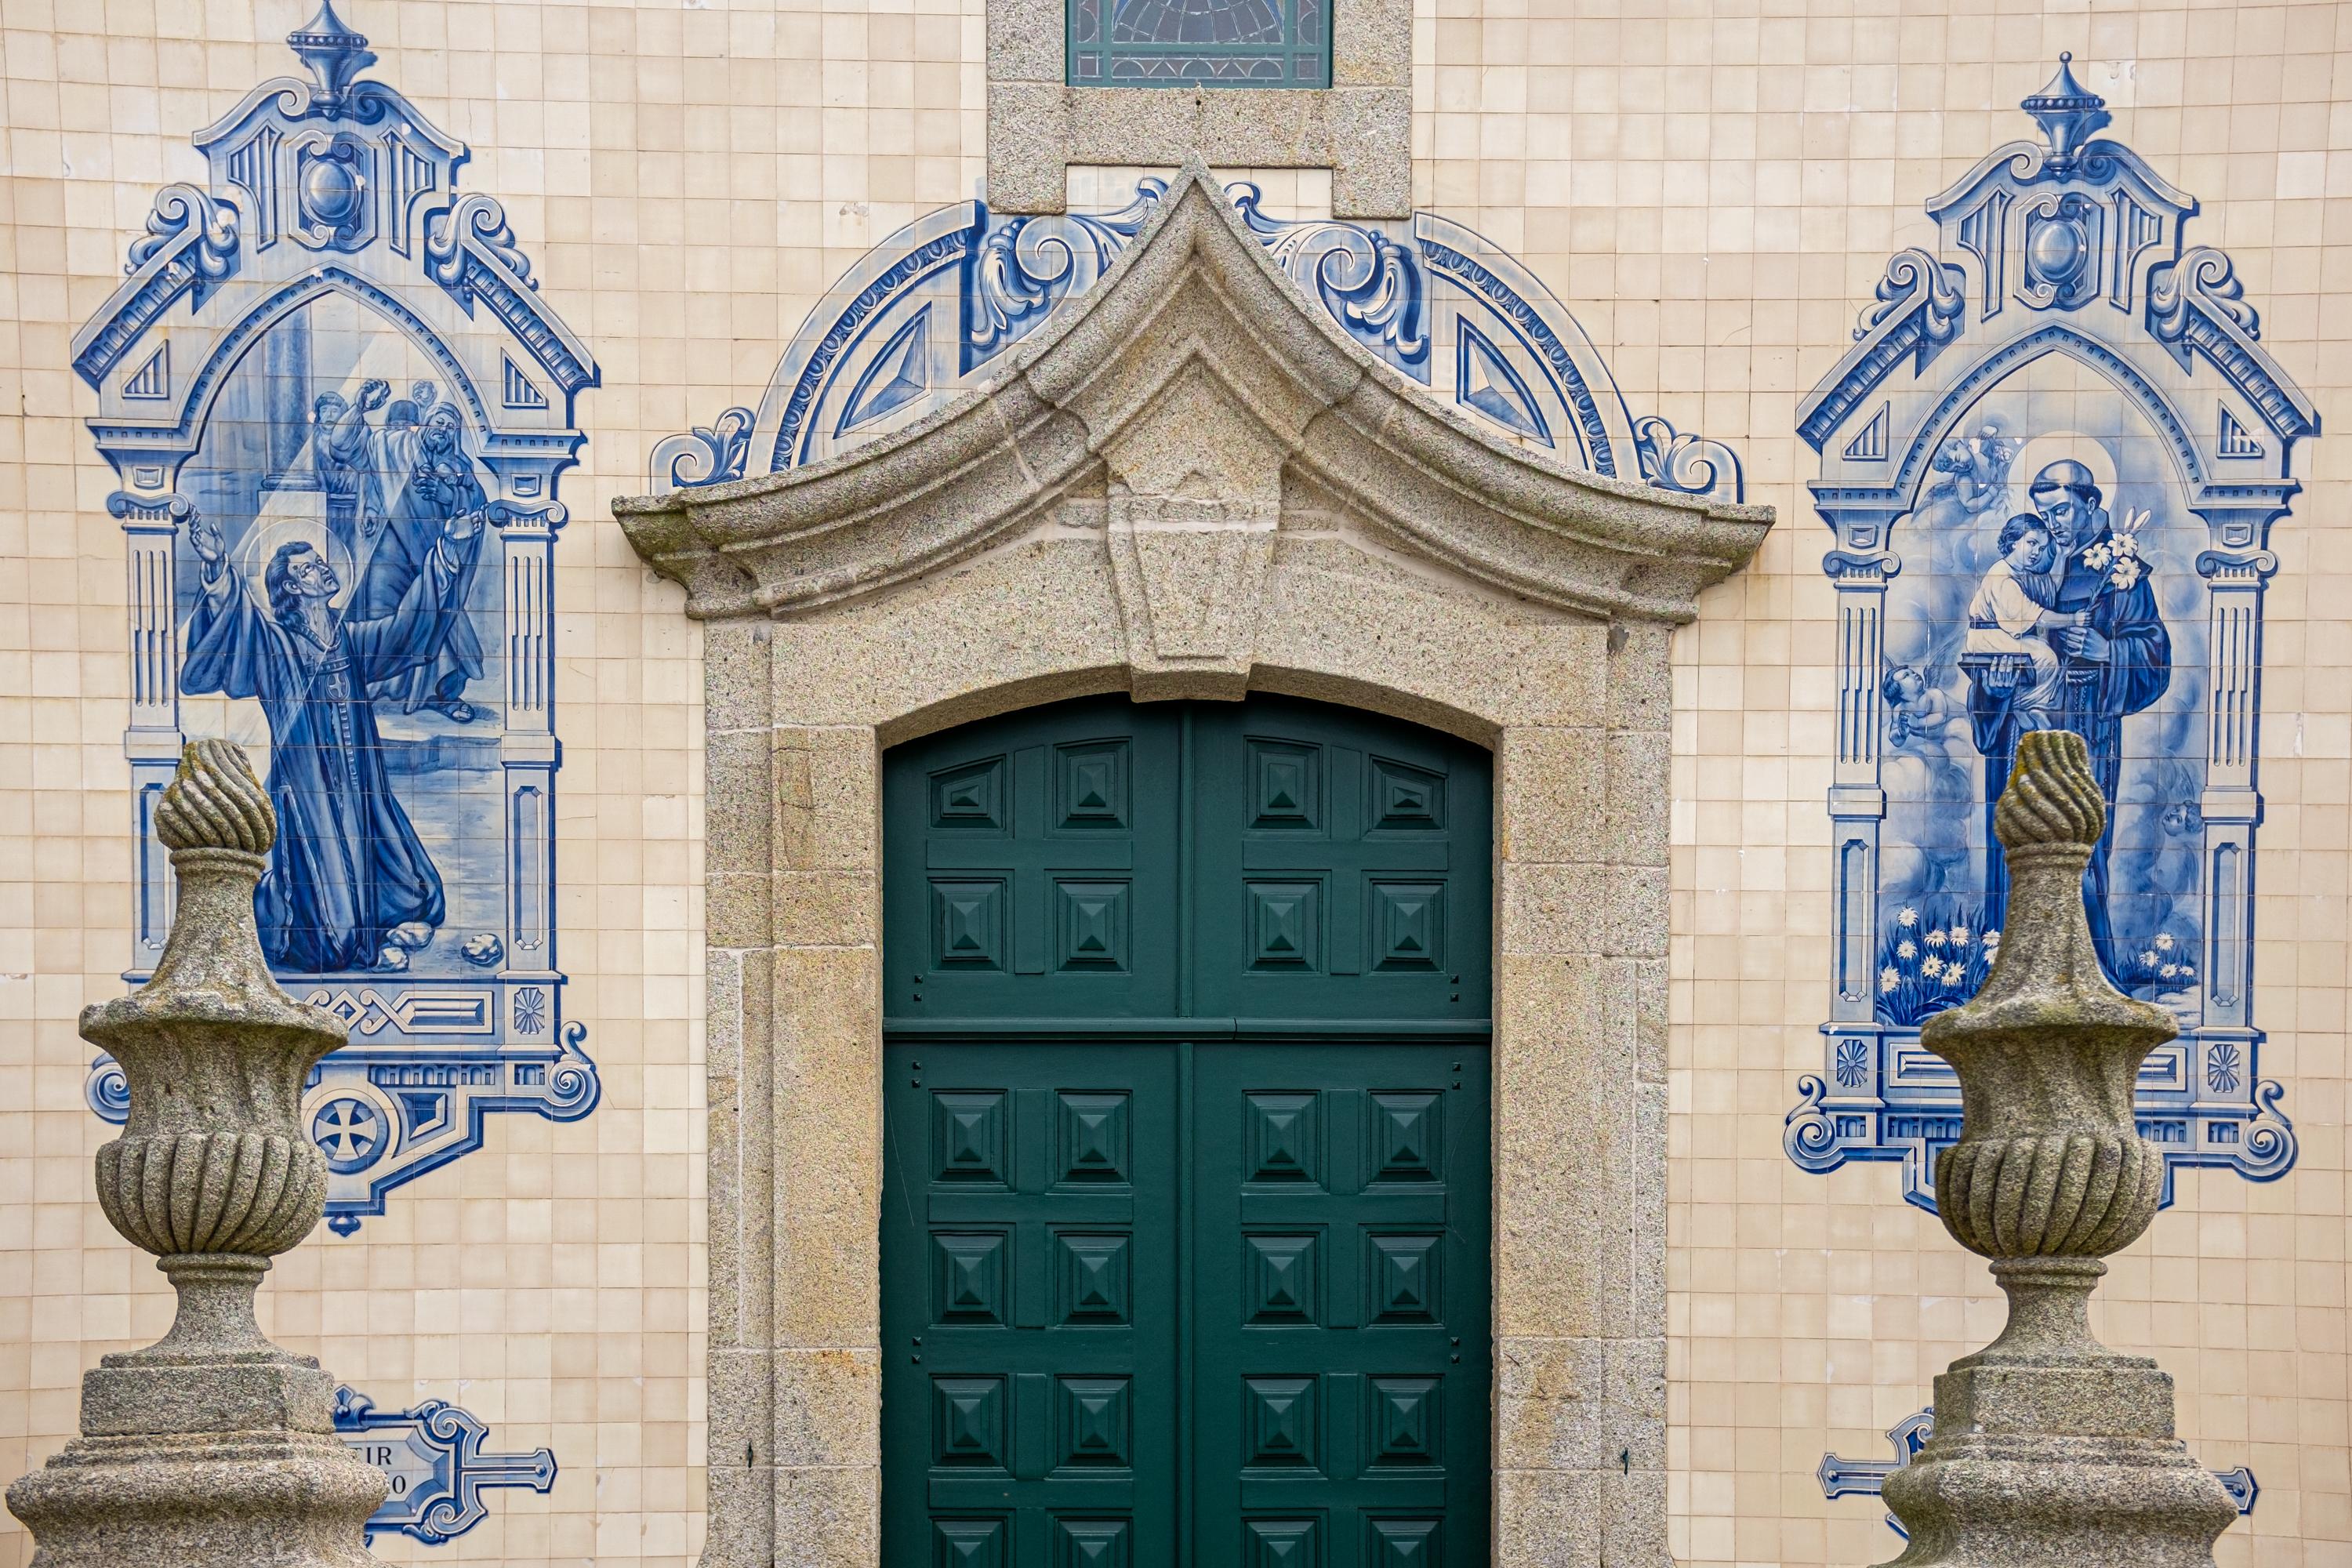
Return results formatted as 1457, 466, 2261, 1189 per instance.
980, 0, 1413, 216
1882, 729, 2238, 1566
5, 740, 385, 1568
617, 162, 1773, 1568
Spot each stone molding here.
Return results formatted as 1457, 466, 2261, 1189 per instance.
616, 166, 1770, 637
617, 162, 1771, 1568
983, 0, 1412, 215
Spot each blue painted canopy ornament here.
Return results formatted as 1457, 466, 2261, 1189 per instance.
286, 0, 377, 118
659, 406, 756, 488
649, 179, 1746, 505
2020, 53, 2112, 176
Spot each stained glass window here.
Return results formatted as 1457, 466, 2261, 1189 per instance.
1069, 0, 1328, 87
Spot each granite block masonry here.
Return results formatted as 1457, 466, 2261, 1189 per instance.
1880, 728, 2238, 1566
617, 163, 1773, 1566
5, 739, 386, 1568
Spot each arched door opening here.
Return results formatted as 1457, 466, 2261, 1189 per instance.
879, 693, 1494, 1566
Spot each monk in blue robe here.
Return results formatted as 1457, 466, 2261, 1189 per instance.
180, 503, 484, 972
1967, 460, 2172, 979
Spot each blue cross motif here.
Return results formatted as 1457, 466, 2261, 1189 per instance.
313, 1096, 387, 1174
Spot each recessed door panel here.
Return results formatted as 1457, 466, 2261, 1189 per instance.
882, 1045, 1180, 1565
886, 699, 1182, 1020
1192, 1044, 1491, 1561
1192, 699, 1493, 1022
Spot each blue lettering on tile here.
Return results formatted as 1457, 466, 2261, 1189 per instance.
335, 1385, 557, 1544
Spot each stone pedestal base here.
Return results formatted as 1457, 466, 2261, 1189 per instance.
5, 1356, 386, 1568
1879, 1360, 2237, 1567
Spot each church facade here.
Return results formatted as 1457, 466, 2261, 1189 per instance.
2, 3, 2347, 1566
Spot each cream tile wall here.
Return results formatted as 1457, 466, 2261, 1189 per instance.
3, 2, 2347, 1567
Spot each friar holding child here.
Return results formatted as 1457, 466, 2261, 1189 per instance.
1962, 459, 2172, 978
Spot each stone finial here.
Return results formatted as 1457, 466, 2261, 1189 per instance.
1992, 725, 2105, 849
152, 735, 276, 854
1878, 729, 2237, 1566
1923, 730, 2175, 1265
5, 739, 385, 1568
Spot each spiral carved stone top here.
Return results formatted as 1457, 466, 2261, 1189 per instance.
12, 735, 389, 1566
153, 736, 275, 855
1887, 695, 2238, 1566
1992, 728, 2106, 853
1922, 728, 2177, 1166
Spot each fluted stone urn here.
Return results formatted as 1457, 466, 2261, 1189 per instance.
1880, 730, 2237, 1566
5, 740, 386, 1568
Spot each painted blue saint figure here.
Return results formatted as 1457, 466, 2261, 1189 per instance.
1965, 459, 2171, 976
313, 377, 390, 564
354, 401, 488, 722
180, 503, 484, 971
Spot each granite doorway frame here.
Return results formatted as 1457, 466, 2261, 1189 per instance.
616, 168, 1772, 1567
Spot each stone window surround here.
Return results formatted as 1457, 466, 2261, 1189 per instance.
986, 0, 1410, 216
615, 172, 1771, 1566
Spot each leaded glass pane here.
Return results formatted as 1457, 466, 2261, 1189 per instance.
1069, 0, 1330, 87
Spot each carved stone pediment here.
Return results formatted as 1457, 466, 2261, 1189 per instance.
1099, 359, 1279, 695
615, 164, 1770, 638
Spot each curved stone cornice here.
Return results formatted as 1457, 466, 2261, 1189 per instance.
615, 164, 1770, 626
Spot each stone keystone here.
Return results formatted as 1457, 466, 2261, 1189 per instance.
6, 739, 387, 1568
1878, 729, 2238, 1565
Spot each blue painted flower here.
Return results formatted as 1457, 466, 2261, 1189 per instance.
514, 986, 547, 1036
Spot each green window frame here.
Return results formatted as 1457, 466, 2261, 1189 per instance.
1068, 0, 1330, 88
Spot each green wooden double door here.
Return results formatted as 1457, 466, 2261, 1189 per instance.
880, 696, 1494, 1568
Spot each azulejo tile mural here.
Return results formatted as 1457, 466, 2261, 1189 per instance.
71, 1, 601, 1232
1784, 58, 2310, 1210
648, 175, 1745, 503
